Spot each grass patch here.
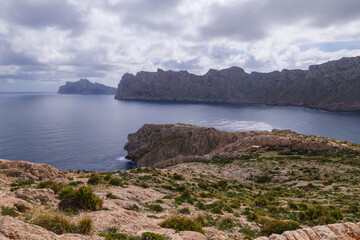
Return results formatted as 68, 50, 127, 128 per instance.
160, 216, 204, 234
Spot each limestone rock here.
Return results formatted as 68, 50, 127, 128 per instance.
115, 56, 360, 112
14, 188, 57, 204
0, 216, 101, 240
124, 124, 351, 168
0, 159, 65, 180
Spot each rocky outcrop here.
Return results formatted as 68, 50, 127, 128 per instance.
254, 222, 360, 240
124, 124, 354, 168
58, 79, 117, 95
0, 216, 101, 240
0, 159, 65, 180
115, 56, 360, 112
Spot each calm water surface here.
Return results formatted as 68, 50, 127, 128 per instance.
1, 92, 360, 171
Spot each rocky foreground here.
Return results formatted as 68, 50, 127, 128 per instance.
58, 79, 117, 95
1, 125, 360, 239
115, 56, 360, 112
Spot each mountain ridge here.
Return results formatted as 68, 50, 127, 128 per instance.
115, 56, 360, 112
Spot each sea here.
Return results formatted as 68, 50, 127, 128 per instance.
1, 92, 360, 171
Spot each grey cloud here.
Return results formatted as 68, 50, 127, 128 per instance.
105, 0, 182, 33
0, 40, 41, 66
201, 0, 360, 41
1, 0, 86, 34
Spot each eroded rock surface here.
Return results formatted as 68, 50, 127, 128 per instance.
255, 222, 360, 240
124, 124, 355, 168
0, 159, 65, 180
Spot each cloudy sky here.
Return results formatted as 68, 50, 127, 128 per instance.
1, 0, 360, 91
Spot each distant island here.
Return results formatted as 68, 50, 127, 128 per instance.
58, 79, 117, 95
115, 56, 360, 112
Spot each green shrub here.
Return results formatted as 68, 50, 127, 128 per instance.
37, 180, 64, 194
288, 201, 298, 210
1, 206, 19, 217
106, 193, 120, 199
171, 173, 185, 181
87, 174, 101, 185
255, 196, 268, 207
109, 178, 122, 186
32, 212, 92, 235
148, 204, 164, 212
58, 186, 103, 211
261, 219, 300, 236
178, 207, 190, 214
298, 207, 343, 225
141, 232, 166, 240
62, 208, 78, 216
218, 217, 235, 230
160, 216, 204, 234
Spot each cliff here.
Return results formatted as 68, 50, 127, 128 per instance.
115, 56, 360, 112
124, 123, 357, 168
58, 79, 117, 95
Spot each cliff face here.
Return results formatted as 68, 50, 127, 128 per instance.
124, 124, 356, 168
58, 79, 117, 95
115, 56, 360, 112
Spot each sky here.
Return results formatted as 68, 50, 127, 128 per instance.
1, 0, 360, 92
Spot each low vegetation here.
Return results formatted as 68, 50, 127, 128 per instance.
32, 212, 92, 235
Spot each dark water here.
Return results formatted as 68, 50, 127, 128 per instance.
1, 92, 360, 171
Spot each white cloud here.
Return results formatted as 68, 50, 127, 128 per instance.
0, 0, 360, 91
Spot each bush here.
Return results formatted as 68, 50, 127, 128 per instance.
288, 201, 298, 210
58, 186, 103, 211
178, 207, 190, 214
218, 217, 235, 230
37, 180, 64, 194
87, 174, 101, 185
1, 206, 19, 217
109, 178, 122, 186
141, 232, 166, 240
260, 219, 300, 236
160, 216, 204, 234
298, 207, 343, 225
106, 193, 120, 199
32, 212, 92, 235
148, 204, 164, 212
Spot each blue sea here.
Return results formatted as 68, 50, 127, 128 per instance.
1, 92, 360, 171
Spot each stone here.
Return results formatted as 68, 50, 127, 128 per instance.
327, 223, 348, 239
344, 223, 360, 238
0, 216, 101, 240
179, 231, 207, 240
301, 227, 322, 240
0, 159, 65, 180
268, 234, 287, 240
14, 188, 57, 204
312, 225, 338, 240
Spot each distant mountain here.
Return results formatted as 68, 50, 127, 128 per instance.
58, 79, 117, 95
115, 56, 360, 112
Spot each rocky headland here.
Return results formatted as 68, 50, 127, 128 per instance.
0, 125, 360, 239
124, 123, 358, 168
115, 56, 360, 112
58, 79, 117, 95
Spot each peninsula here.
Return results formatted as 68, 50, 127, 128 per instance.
58, 79, 117, 95
115, 56, 360, 112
